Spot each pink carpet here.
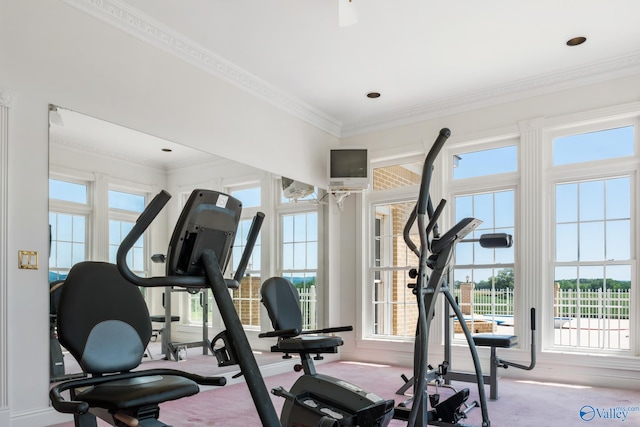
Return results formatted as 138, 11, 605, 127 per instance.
50, 357, 640, 426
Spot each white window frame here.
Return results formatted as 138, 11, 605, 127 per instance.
546, 116, 638, 355
228, 182, 263, 331
49, 174, 93, 277
277, 178, 323, 330
364, 153, 429, 341
107, 185, 149, 277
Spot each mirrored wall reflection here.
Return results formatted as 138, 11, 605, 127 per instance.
47, 105, 263, 381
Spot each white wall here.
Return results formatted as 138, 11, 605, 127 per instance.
0, 1, 336, 425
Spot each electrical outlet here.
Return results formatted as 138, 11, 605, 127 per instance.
18, 250, 38, 269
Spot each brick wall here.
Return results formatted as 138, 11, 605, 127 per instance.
233, 275, 262, 326
374, 165, 421, 335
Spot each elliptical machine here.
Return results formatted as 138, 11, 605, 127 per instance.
390, 128, 491, 427
248, 128, 490, 427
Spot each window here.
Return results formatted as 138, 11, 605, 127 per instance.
553, 177, 632, 350
369, 144, 519, 340
108, 190, 146, 276
369, 160, 422, 337
281, 211, 318, 329
226, 185, 263, 328
49, 212, 87, 281
233, 187, 261, 208
453, 190, 516, 337
371, 201, 419, 337
453, 145, 517, 180
553, 126, 634, 166
50, 179, 88, 204
551, 123, 635, 352
231, 217, 262, 328
49, 178, 90, 281
446, 141, 519, 339
107, 190, 145, 212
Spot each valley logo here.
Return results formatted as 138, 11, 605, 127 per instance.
579, 405, 640, 422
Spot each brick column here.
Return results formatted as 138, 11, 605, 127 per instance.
460, 281, 475, 315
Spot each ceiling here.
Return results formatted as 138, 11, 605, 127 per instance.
49, 107, 216, 168
104, 0, 640, 137
52, 0, 640, 159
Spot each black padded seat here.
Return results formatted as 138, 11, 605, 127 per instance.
272, 335, 343, 353
74, 374, 198, 410
472, 334, 518, 348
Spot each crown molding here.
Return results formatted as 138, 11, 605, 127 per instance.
62, 0, 640, 139
61, 0, 342, 137
341, 51, 640, 137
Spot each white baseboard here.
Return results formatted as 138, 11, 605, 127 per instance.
10, 406, 71, 427
0, 409, 10, 427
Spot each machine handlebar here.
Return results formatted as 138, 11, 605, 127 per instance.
116, 190, 208, 288
417, 128, 450, 215
117, 190, 264, 290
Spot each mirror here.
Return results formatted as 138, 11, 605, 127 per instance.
48, 106, 266, 379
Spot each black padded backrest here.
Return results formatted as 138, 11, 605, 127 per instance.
49, 280, 65, 315
260, 277, 302, 333
57, 262, 152, 375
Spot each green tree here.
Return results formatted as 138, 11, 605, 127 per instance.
475, 268, 514, 290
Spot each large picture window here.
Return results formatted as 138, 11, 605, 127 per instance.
553, 177, 632, 351
369, 160, 422, 337
453, 190, 515, 337
281, 211, 318, 330
551, 123, 635, 352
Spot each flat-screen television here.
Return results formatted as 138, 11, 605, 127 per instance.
328, 148, 369, 191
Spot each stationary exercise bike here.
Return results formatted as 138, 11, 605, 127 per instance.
114, 188, 394, 426
49, 189, 260, 426
256, 276, 395, 427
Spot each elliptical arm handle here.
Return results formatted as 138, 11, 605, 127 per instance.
116, 190, 207, 288
233, 212, 265, 283
417, 128, 450, 216
403, 206, 419, 257
402, 128, 451, 257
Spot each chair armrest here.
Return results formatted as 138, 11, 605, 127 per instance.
258, 328, 300, 338
300, 325, 353, 335
49, 383, 90, 414
49, 368, 226, 414
167, 369, 226, 386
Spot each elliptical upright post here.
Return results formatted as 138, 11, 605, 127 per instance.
396, 128, 490, 427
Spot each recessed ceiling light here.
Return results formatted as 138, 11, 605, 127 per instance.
161, 148, 172, 152
566, 36, 587, 47
367, 92, 381, 99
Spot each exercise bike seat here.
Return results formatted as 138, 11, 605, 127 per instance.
49, 261, 226, 425
259, 277, 350, 355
